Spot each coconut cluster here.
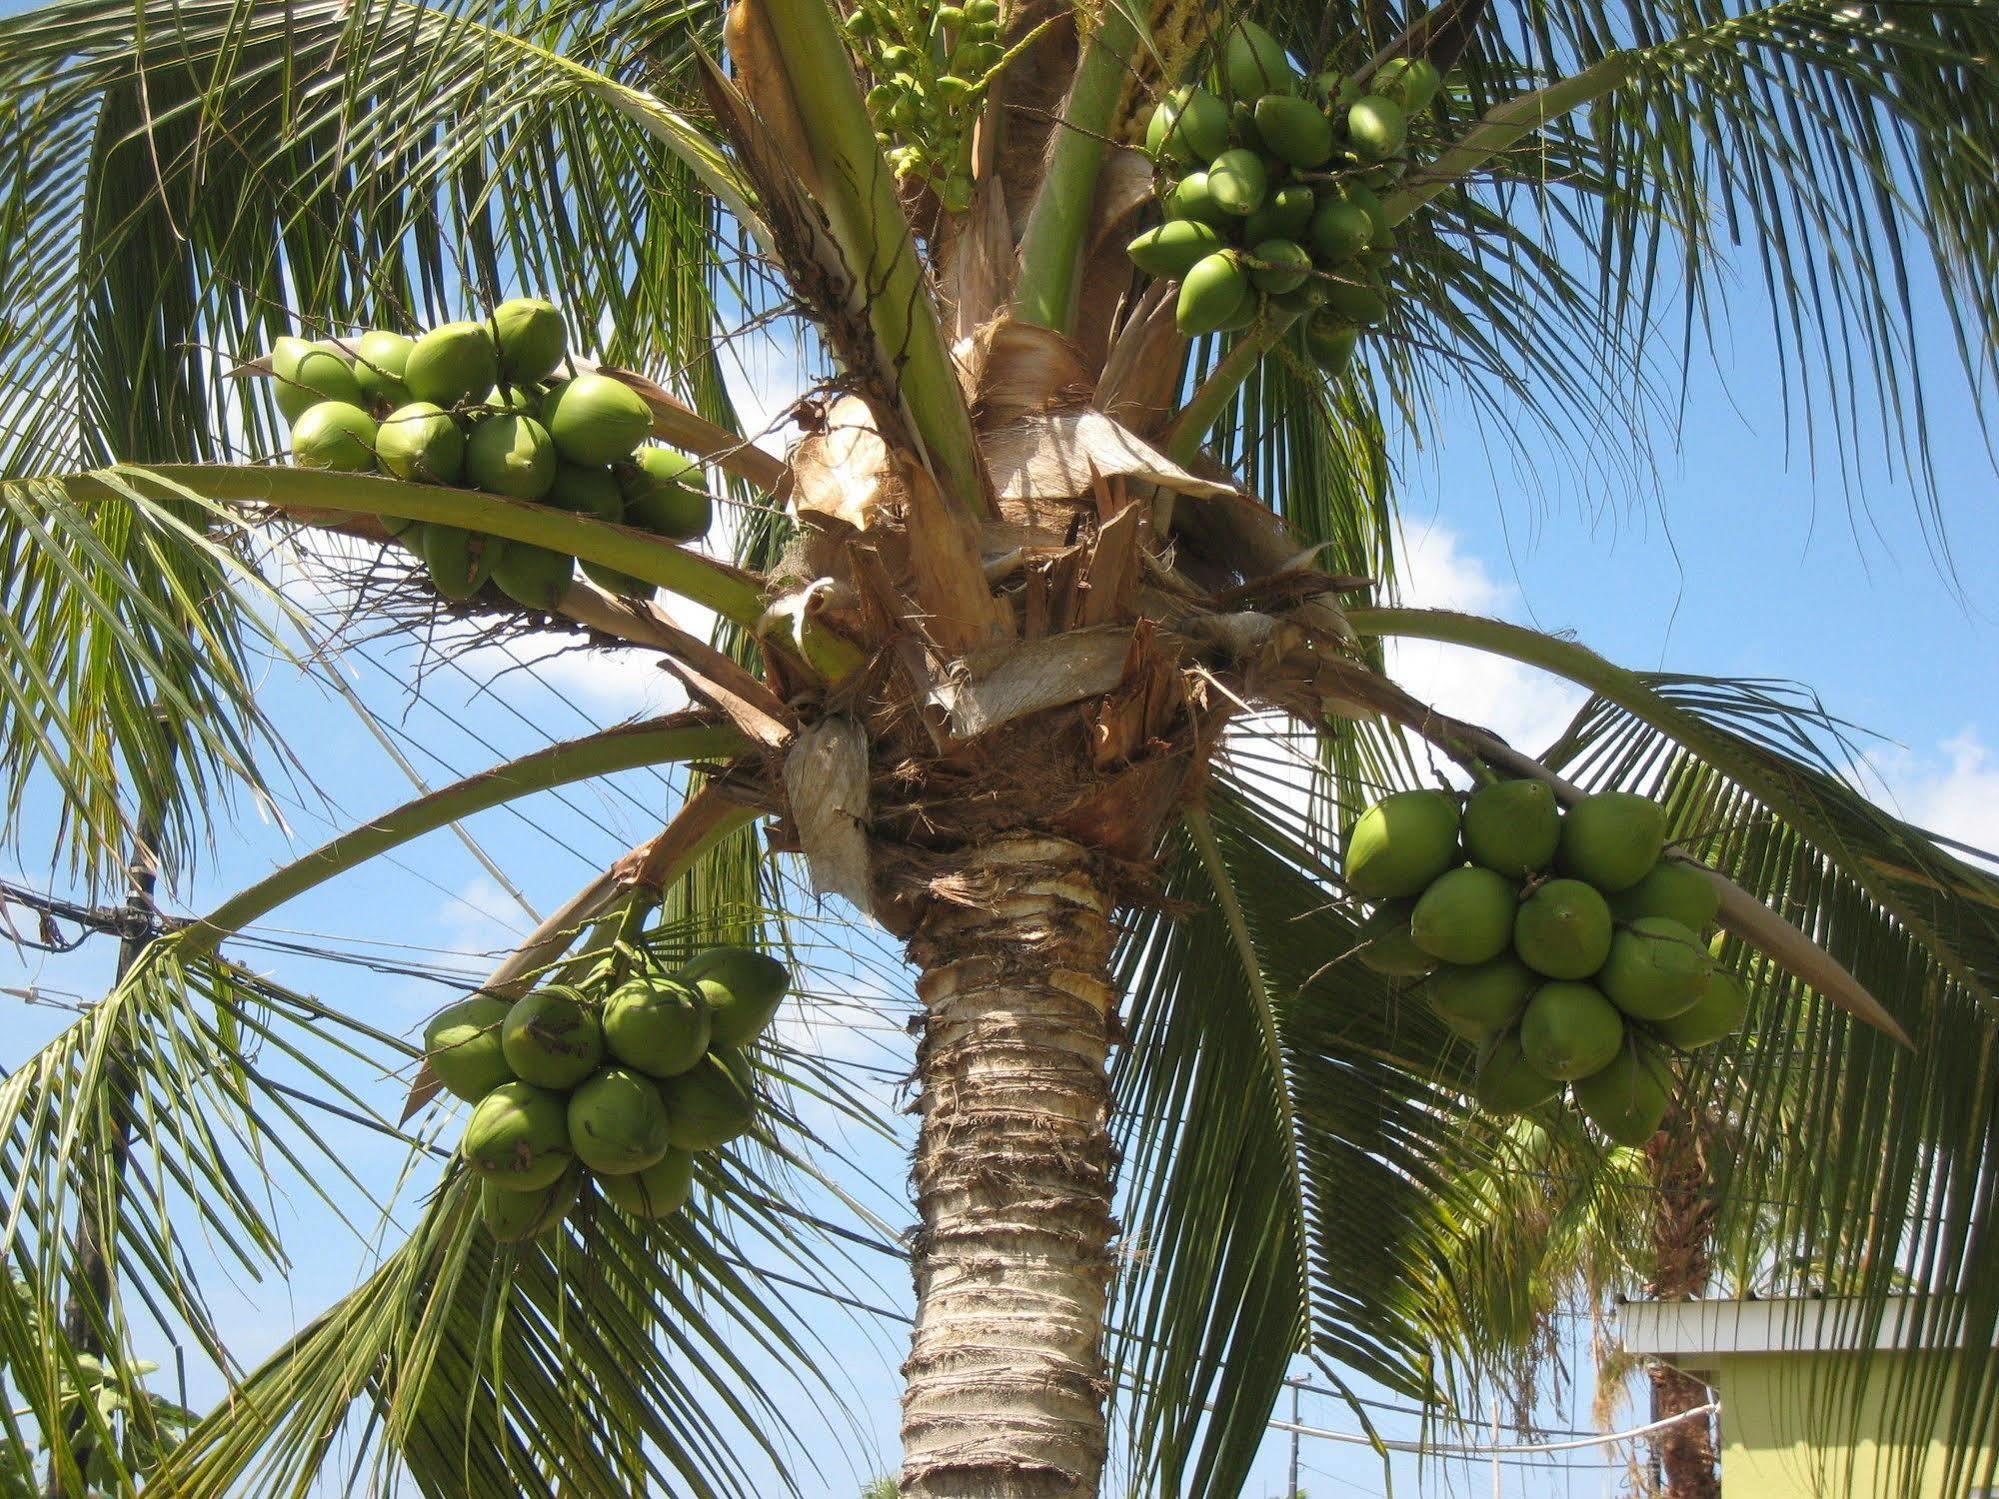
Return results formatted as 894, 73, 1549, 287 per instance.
1343, 783, 1750, 1147
848, 0, 1006, 209
422, 945, 790, 1244
266, 298, 710, 610
1128, 20, 1446, 364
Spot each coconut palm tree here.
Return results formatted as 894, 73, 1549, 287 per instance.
3, 1, 1999, 1496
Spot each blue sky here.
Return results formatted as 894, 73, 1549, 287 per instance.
7, 98, 1999, 1499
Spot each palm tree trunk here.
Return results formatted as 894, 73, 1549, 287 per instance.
1644, 1107, 1722, 1499
899, 834, 1118, 1499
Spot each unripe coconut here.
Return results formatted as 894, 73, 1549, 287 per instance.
1309, 198, 1374, 262
1609, 860, 1721, 933
1597, 917, 1713, 1021
480, 383, 542, 416
418, 523, 497, 601
1354, 900, 1436, 978
1463, 779, 1561, 877
1214, 281, 1263, 333
549, 462, 659, 599
1151, 86, 1228, 164
1558, 792, 1665, 892
659, 1050, 756, 1151
1513, 878, 1614, 979
1275, 278, 1331, 315
567, 1066, 673, 1175
603, 975, 712, 1078
680, 947, 790, 1048
466, 414, 558, 500
1473, 1030, 1562, 1114
1253, 93, 1334, 166
490, 297, 566, 383
1177, 251, 1252, 336
1371, 56, 1442, 114
1244, 184, 1317, 244
619, 447, 710, 540
1249, 239, 1312, 294
1345, 95, 1406, 160
542, 374, 652, 466
352, 331, 414, 409
1128, 220, 1226, 279
1222, 17, 1296, 97
269, 336, 316, 385
404, 320, 499, 406
422, 995, 515, 1101
1322, 275, 1389, 325
290, 401, 378, 471
500, 984, 605, 1090
1409, 866, 1517, 966
277, 350, 365, 423
481, 1164, 581, 1244
1327, 179, 1387, 237
1571, 1041, 1674, 1147
1518, 981, 1624, 1081
1165, 172, 1230, 227
599, 1147, 696, 1219
1341, 789, 1461, 899
1426, 951, 1536, 1040
461, 1081, 573, 1191
490, 542, 574, 612
1304, 317, 1359, 377
1206, 148, 1268, 216
376, 402, 465, 484
1655, 967, 1749, 1050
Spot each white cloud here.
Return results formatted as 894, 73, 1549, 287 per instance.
1383, 522, 1587, 761
1866, 730, 1999, 866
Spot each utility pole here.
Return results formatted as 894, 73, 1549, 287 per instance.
1287, 1380, 1300, 1499
46, 733, 173, 1498
1490, 1399, 1501, 1499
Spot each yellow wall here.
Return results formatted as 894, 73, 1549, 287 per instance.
1716, 1350, 1997, 1498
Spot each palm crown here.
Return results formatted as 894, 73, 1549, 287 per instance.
3, 0, 1998, 1495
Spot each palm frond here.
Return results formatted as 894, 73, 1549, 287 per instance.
1109, 757, 1502, 1496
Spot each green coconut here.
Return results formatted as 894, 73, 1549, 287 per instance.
1426, 952, 1537, 1041
465, 413, 558, 500
542, 374, 652, 466
351, 331, 415, 409
1322, 275, 1389, 326
620, 447, 711, 540
403, 320, 499, 407
1571, 1041, 1675, 1147
1165, 172, 1230, 227
1354, 901, 1436, 978
547, 461, 653, 597
289, 401, 378, 471
480, 382, 542, 416
1597, 917, 1714, 1021
1206, 148, 1268, 217
1243, 184, 1316, 244
500, 985, 605, 1090
1177, 251, 1252, 337
659, 1051, 757, 1151
490, 297, 566, 383
1304, 317, 1360, 378
1309, 198, 1374, 262
418, 523, 497, 601
1148, 86, 1229, 164
422, 995, 515, 1101
1609, 861, 1721, 933
1654, 967, 1749, 1051
461, 1081, 573, 1191
1129, 220, 1227, 280
567, 1066, 673, 1175
376, 402, 465, 484
603, 975, 713, 1078
1341, 789, 1461, 900
1222, 17, 1296, 97
1253, 93, 1334, 167
681, 947, 790, 1048
599, 1148, 697, 1220
269, 336, 316, 385
1463, 780, 1561, 877
1473, 1030, 1563, 1114
1558, 792, 1666, 892
1214, 281, 1263, 334
1345, 95, 1406, 160
1371, 56, 1442, 114
481, 1164, 581, 1244
276, 349, 365, 423
1512, 878, 1614, 980
1408, 866, 1517, 966
1248, 239, 1313, 295
1518, 981, 1625, 1081
491, 542, 574, 612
